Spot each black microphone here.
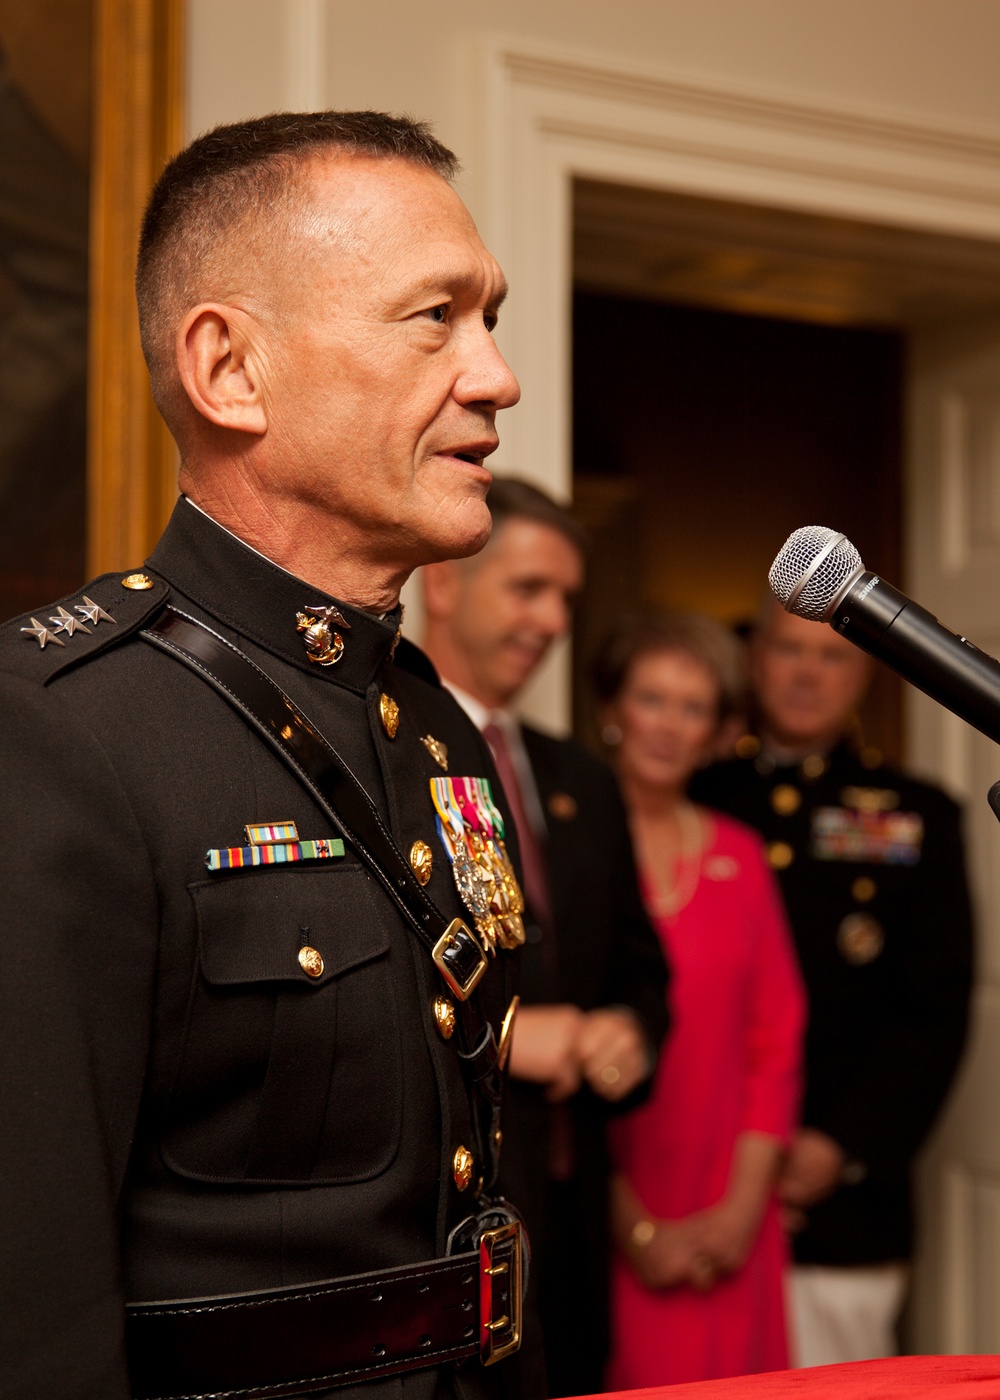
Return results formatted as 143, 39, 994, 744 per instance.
769, 526, 1000, 745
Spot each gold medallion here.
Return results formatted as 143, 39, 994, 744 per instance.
734, 733, 761, 760
421, 734, 449, 770
837, 913, 884, 966
841, 786, 899, 814
767, 840, 795, 871
409, 839, 433, 886
771, 784, 801, 816
547, 791, 578, 822
379, 693, 400, 738
121, 572, 154, 591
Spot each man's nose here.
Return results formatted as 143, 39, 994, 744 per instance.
536, 591, 572, 641
455, 330, 521, 410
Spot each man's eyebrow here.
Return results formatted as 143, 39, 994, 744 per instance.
390, 270, 509, 311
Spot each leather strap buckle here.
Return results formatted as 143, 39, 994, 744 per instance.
479, 1221, 522, 1366
433, 918, 488, 1001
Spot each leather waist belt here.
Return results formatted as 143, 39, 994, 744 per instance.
126, 1222, 522, 1400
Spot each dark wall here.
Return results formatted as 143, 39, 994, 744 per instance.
572, 292, 904, 759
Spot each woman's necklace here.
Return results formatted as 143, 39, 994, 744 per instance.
649, 801, 704, 919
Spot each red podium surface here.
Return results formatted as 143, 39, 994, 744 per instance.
575, 1355, 1000, 1399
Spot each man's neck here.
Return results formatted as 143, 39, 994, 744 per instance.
182, 488, 405, 611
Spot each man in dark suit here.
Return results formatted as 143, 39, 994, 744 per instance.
421, 477, 670, 1397
0, 112, 534, 1400
693, 599, 973, 1366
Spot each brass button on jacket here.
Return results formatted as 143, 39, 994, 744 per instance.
433, 996, 456, 1040
409, 840, 433, 886
379, 692, 400, 738
298, 946, 324, 978
452, 1145, 474, 1191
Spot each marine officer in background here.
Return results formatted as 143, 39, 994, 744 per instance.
693, 598, 973, 1368
0, 112, 533, 1400
422, 477, 670, 1397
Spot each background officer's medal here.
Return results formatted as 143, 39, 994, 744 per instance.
837, 912, 885, 965
431, 776, 525, 952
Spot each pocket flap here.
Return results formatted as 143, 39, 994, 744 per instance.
190, 866, 390, 987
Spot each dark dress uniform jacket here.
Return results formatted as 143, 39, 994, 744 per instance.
498, 727, 669, 1396
0, 500, 525, 1400
693, 742, 973, 1265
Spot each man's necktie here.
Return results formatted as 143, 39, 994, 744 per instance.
482, 721, 574, 1180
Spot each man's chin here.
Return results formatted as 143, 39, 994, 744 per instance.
434, 504, 493, 561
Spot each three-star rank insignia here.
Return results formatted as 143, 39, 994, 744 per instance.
21, 595, 116, 649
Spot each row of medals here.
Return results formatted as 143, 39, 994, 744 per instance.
431, 776, 526, 954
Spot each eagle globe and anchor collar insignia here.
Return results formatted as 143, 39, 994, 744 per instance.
431, 775, 526, 954
296, 603, 352, 666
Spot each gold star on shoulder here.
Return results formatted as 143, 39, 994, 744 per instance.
21, 617, 65, 649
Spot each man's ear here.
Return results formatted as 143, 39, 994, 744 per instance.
422, 560, 463, 621
176, 304, 268, 435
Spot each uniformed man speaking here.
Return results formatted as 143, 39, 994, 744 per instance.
0, 113, 532, 1399
694, 599, 973, 1368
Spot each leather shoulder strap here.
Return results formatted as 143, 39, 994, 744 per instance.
142, 607, 489, 1001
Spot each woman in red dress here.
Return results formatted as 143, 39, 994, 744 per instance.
595, 610, 806, 1387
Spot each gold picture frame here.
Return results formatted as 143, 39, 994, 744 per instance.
88, 0, 184, 576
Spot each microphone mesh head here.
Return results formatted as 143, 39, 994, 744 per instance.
769, 526, 864, 622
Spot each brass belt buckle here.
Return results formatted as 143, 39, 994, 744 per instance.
478, 1220, 522, 1365
432, 917, 488, 1001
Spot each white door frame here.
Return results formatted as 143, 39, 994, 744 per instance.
470, 37, 1000, 730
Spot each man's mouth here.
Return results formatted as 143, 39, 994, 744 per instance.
438, 439, 499, 467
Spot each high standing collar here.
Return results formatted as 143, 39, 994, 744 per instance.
147, 498, 401, 695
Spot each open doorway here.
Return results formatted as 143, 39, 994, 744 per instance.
570, 177, 1000, 762
572, 290, 904, 757
570, 172, 1000, 1357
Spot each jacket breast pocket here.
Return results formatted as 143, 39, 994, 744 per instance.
162, 865, 402, 1186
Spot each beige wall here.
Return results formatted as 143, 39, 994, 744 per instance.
190, 1, 1000, 147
